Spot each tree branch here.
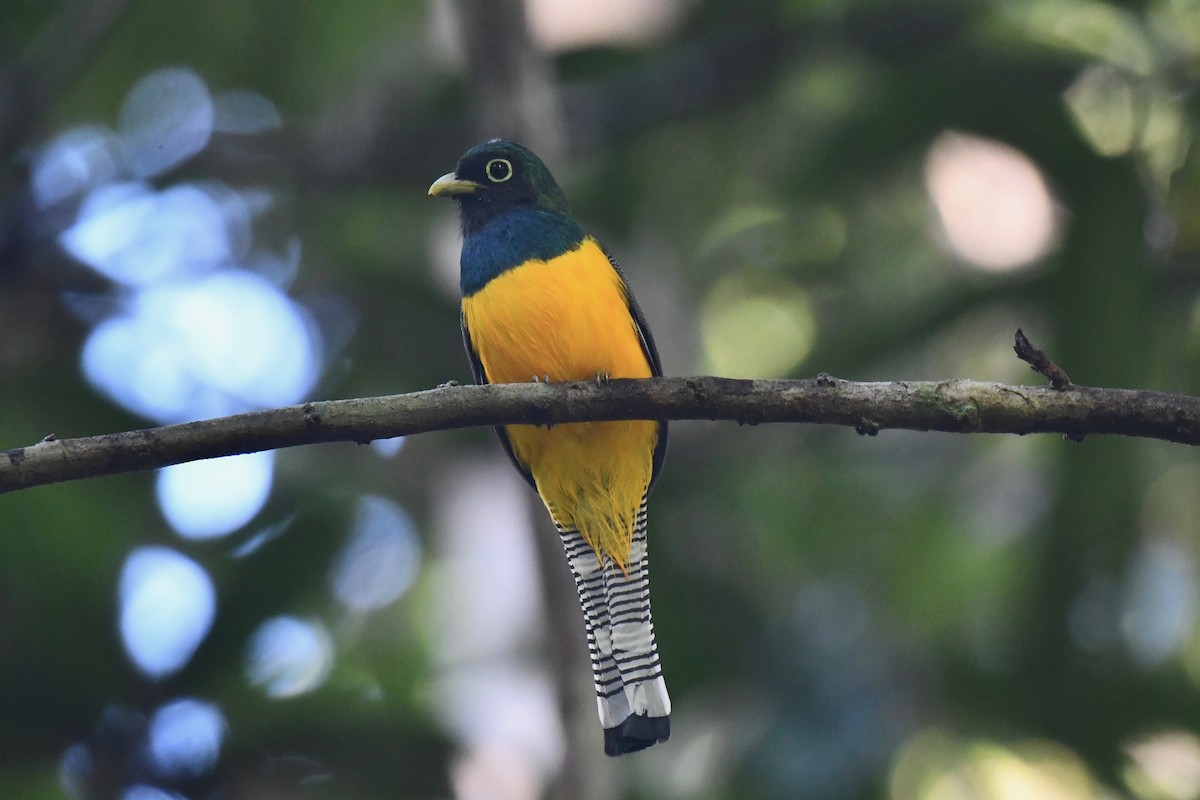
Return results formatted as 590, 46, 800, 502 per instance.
4, 375, 1199, 494
1014, 327, 1074, 390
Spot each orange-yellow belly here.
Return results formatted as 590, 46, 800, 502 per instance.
462, 237, 658, 568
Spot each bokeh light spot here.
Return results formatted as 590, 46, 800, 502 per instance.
81, 268, 319, 423
452, 742, 543, 800
213, 89, 283, 134
1124, 730, 1200, 800
153, 270, 319, 409
61, 182, 241, 287
32, 125, 120, 208
330, 495, 421, 612
246, 616, 333, 698
890, 730, 1102, 800
157, 451, 274, 539
119, 547, 215, 679
58, 742, 92, 800
925, 131, 1059, 272
82, 309, 207, 423
371, 436, 406, 459
698, 206, 787, 257
121, 786, 185, 800
435, 663, 564, 775
147, 698, 226, 779
1012, 2, 1152, 75
1120, 539, 1196, 666
118, 67, 213, 179
1065, 65, 1136, 157
60, 182, 159, 283
701, 275, 815, 378
526, 0, 683, 50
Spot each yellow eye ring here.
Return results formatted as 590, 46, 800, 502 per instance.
486, 158, 513, 183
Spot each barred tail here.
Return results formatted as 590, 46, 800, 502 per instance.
557, 496, 670, 757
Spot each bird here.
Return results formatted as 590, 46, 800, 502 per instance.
430, 140, 671, 756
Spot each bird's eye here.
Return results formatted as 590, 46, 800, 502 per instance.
486, 158, 513, 183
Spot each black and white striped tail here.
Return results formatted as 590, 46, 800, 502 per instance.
557, 496, 670, 756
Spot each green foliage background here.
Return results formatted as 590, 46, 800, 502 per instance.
4, 1, 1200, 798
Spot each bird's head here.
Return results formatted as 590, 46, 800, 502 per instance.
429, 140, 570, 232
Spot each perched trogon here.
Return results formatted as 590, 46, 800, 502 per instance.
430, 140, 670, 756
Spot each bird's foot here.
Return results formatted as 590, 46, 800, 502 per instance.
595, 371, 610, 385
437, 379, 461, 389
532, 375, 556, 428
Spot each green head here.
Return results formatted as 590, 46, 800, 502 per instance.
429, 140, 571, 234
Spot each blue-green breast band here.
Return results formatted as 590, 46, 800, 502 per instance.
461, 209, 585, 297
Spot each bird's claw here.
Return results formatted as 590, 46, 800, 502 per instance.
532, 375, 555, 428
437, 379, 461, 389
595, 371, 610, 385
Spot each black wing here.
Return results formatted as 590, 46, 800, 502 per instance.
461, 311, 537, 489
600, 245, 669, 490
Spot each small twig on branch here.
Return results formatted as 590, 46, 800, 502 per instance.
3, 374, 1200, 495
1014, 328, 1073, 390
